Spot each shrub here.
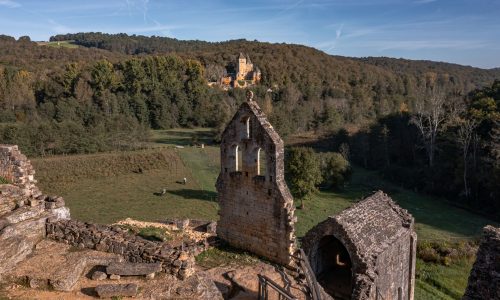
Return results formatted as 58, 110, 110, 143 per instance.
0, 176, 9, 184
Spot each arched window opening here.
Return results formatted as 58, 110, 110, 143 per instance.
235, 145, 243, 171
257, 148, 267, 176
315, 236, 352, 299
242, 116, 252, 139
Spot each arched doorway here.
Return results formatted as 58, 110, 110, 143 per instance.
315, 235, 352, 299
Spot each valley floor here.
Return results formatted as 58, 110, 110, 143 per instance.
30, 128, 498, 300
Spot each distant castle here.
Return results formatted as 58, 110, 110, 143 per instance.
211, 53, 261, 89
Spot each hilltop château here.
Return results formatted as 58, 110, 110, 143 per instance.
210, 53, 261, 89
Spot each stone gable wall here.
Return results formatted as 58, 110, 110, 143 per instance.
216, 100, 296, 265
463, 225, 500, 300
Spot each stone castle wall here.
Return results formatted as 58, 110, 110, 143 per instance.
46, 219, 203, 279
463, 225, 500, 300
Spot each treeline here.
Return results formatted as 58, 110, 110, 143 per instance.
333, 80, 500, 218
0, 39, 237, 156
50, 33, 500, 137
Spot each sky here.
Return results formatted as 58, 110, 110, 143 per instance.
0, 0, 499, 69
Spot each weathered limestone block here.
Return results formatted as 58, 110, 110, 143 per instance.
95, 283, 138, 298
91, 271, 108, 281
106, 262, 162, 276
2, 204, 45, 224
49, 256, 88, 291
0, 217, 46, 276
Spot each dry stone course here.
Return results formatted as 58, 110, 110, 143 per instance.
46, 219, 202, 279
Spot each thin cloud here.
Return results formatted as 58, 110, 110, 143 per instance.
0, 0, 20, 8
413, 0, 438, 4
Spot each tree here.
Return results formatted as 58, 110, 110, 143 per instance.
285, 147, 322, 209
319, 152, 351, 190
410, 88, 449, 167
457, 118, 478, 199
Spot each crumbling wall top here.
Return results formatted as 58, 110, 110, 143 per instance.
0, 144, 40, 197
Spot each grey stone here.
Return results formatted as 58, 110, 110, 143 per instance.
48, 256, 87, 291
206, 222, 217, 234
92, 271, 108, 281
463, 225, 500, 300
95, 283, 138, 298
107, 262, 162, 276
109, 274, 121, 280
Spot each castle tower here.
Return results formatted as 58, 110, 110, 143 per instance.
236, 53, 246, 81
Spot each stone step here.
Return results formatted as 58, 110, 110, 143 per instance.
106, 262, 162, 276
95, 283, 138, 298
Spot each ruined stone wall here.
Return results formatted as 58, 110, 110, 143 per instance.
302, 192, 416, 300
0, 145, 40, 197
46, 219, 202, 279
373, 231, 417, 300
216, 99, 296, 266
0, 144, 70, 276
463, 225, 500, 300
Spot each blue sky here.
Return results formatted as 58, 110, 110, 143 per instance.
0, 0, 499, 68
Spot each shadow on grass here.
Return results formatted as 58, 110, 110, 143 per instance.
168, 189, 217, 202
153, 130, 215, 146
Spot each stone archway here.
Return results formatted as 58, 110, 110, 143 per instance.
315, 235, 353, 299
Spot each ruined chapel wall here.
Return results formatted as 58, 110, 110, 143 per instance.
217, 101, 296, 265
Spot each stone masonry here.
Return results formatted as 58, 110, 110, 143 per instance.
463, 225, 500, 300
0, 145, 70, 277
46, 219, 201, 279
216, 91, 296, 265
302, 191, 417, 300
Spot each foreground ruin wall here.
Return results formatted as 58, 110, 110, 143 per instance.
46, 219, 201, 279
216, 94, 296, 265
302, 191, 417, 300
463, 225, 500, 300
0, 145, 70, 276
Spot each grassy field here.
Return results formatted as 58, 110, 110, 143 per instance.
37, 40, 79, 48
31, 128, 498, 299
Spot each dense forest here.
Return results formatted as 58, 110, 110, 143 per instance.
1, 32, 499, 218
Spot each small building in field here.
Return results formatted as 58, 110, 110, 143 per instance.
302, 191, 417, 300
